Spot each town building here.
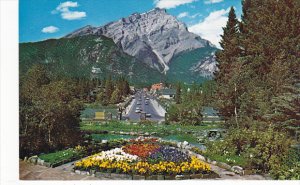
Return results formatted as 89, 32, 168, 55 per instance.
156, 89, 176, 99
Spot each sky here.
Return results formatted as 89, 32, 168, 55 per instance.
20, 0, 242, 47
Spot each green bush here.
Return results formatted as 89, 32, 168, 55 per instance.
205, 126, 295, 177
168, 104, 203, 125
270, 148, 300, 180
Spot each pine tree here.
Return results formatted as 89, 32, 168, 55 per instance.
214, 6, 242, 124
216, 0, 300, 130
175, 83, 182, 104
105, 75, 114, 101
215, 6, 240, 83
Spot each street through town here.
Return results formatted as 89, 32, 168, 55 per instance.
123, 91, 165, 122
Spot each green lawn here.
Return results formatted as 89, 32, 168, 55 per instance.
205, 153, 248, 167
39, 148, 81, 164
81, 103, 118, 119
80, 121, 220, 135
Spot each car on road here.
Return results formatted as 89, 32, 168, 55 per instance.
137, 102, 141, 105
146, 97, 150, 100
145, 101, 148, 105
146, 113, 152, 117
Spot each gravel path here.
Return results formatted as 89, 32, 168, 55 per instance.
209, 164, 267, 180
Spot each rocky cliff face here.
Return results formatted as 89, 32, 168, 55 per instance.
65, 8, 214, 74
190, 55, 218, 78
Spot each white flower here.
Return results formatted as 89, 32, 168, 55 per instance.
90, 148, 139, 162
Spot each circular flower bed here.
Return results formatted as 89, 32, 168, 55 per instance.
74, 137, 210, 176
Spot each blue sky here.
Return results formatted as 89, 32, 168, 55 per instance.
20, 0, 242, 47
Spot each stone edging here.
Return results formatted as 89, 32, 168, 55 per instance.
73, 169, 218, 180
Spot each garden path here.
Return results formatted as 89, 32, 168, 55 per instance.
209, 164, 268, 180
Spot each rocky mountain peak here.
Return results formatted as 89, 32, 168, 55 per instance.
65, 8, 215, 74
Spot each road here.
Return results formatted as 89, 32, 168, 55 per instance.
123, 91, 165, 122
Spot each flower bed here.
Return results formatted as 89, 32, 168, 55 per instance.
39, 146, 86, 167
74, 137, 211, 178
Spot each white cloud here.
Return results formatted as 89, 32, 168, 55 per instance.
188, 8, 230, 48
190, 13, 202, 18
177, 12, 202, 19
204, 0, 224, 4
177, 12, 189, 18
56, 1, 78, 11
61, 11, 86, 20
53, 1, 86, 20
41, 26, 59, 33
154, 0, 196, 9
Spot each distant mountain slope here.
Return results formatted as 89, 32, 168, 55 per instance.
166, 47, 218, 83
20, 8, 219, 85
65, 8, 216, 74
19, 35, 165, 85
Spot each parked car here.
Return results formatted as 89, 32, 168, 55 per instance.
146, 113, 152, 117
135, 109, 141, 113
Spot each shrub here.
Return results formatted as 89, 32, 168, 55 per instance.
205, 125, 295, 176
270, 148, 300, 180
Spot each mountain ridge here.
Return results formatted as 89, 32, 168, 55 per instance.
20, 8, 218, 85
64, 8, 216, 74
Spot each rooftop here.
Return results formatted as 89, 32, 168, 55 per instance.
157, 89, 176, 95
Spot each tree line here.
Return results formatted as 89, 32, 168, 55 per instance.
212, 0, 299, 179
215, 1, 299, 135
168, 80, 216, 125
19, 64, 131, 157
96, 76, 130, 106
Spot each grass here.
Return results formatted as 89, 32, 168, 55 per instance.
91, 133, 134, 141
39, 148, 80, 164
80, 121, 220, 135
205, 153, 247, 167
161, 134, 199, 144
81, 103, 118, 119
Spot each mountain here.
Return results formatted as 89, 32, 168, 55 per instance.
65, 8, 216, 74
167, 47, 218, 83
20, 8, 218, 85
19, 35, 165, 85
190, 55, 218, 78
